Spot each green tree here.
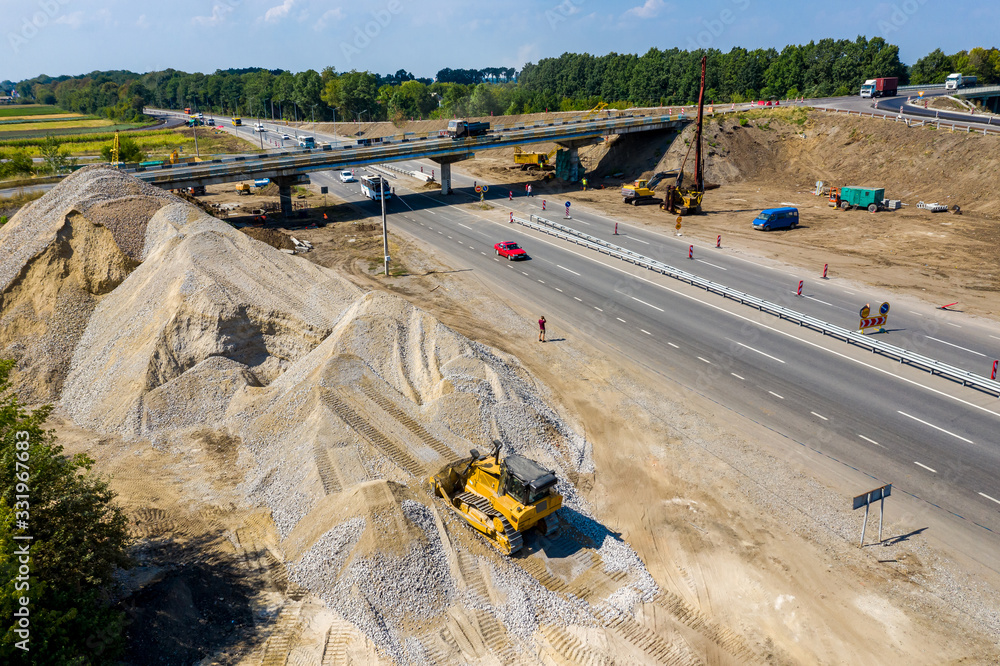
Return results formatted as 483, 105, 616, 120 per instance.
100, 137, 146, 164
38, 136, 71, 175
909, 48, 953, 84
0, 359, 134, 662
0, 150, 34, 178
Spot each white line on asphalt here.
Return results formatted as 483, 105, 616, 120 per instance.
577, 219, 591, 225
980, 492, 1000, 506
594, 306, 603, 311
617, 317, 627, 323
641, 329, 651, 335
574, 297, 582, 301
731, 373, 744, 380
811, 411, 828, 421
480, 252, 486, 255
925, 336, 986, 356
557, 265, 581, 275
469, 246, 474, 249
858, 434, 884, 448
427, 210, 436, 215
631, 296, 665, 312
698, 357, 712, 364
990, 335, 1000, 341
843, 290, 855, 295
947, 322, 962, 328
910, 311, 923, 316
630, 237, 650, 245
805, 295, 836, 307
457, 223, 472, 230
914, 461, 938, 474
522, 271, 529, 276
731, 341, 786, 364
447, 235, 452, 239
668, 342, 679, 348
555, 288, 563, 292
768, 391, 784, 399
437, 231, 443, 235
898, 411, 974, 444
696, 259, 727, 270
538, 280, 545, 284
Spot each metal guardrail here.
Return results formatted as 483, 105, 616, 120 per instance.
510, 214, 1000, 396
897, 83, 945, 92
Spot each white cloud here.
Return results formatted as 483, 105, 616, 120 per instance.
624, 0, 668, 19
193, 4, 235, 27
263, 0, 295, 23
136, 14, 150, 29
315, 8, 344, 30
55, 11, 85, 29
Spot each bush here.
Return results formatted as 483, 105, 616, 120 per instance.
0, 150, 35, 178
99, 136, 146, 164
0, 359, 134, 662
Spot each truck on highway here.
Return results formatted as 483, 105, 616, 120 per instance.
447, 119, 490, 139
945, 73, 977, 90
859, 77, 898, 98
297, 136, 315, 148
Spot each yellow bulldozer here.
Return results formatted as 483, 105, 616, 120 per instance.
513, 146, 556, 171
429, 440, 562, 555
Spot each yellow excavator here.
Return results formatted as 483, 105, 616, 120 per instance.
622, 170, 679, 205
429, 440, 562, 555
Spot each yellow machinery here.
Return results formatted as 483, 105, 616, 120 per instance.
582, 101, 609, 120
429, 440, 562, 555
660, 55, 708, 217
660, 185, 704, 215
110, 131, 120, 168
235, 182, 252, 195
513, 146, 556, 171
621, 171, 677, 205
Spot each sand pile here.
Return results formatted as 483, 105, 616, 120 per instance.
0, 166, 176, 401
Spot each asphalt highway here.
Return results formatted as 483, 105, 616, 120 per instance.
305, 162, 1000, 571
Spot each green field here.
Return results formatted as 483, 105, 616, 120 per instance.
0, 122, 149, 142
0, 104, 72, 118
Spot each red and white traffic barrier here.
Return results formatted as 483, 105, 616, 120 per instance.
992, 360, 998, 380
797, 280, 804, 296
688, 245, 693, 259
542, 200, 546, 210
822, 263, 828, 279
509, 191, 513, 201
614, 223, 618, 235
716, 235, 721, 248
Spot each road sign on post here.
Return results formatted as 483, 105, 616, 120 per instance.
564, 201, 571, 219
853, 483, 892, 547
858, 302, 889, 334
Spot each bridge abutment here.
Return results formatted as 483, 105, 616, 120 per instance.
430, 154, 472, 195
554, 138, 602, 182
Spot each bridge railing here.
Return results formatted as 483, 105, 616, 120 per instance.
510, 213, 1000, 397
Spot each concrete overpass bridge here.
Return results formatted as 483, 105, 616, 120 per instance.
130, 112, 688, 215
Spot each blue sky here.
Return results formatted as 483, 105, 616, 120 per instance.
3, 0, 997, 81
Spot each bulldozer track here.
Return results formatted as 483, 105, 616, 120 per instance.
320, 624, 351, 666
130, 507, 184, 538
597, 610, 703, 666
472, 609, 522, 664
652, 591, 758, 663
454, 491, 523, 553
313, 442, 344, 495
418, 627, 461, 665
456, 551, 490, 600
360, 383, 461, 463
518, 542, 632, 604
260, 607, 301, 666
321, 390, 426, 477
539, 625, 608, 666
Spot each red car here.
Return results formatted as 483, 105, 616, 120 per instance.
494, 241, 528, 260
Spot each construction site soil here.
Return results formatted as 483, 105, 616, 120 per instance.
1, 101, 998, 664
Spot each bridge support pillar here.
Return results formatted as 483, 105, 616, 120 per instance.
272, 174, 311, 217
554, 137, 602, 182
430, 154, 473, 195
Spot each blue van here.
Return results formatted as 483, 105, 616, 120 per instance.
753, 207, 799, 231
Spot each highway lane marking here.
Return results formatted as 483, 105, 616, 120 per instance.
696, 259, 727, 270
811, 411, 828, 421
427, 210, 437, 215
910, 311, 923, 316
668, 342, 679, 348
630, 237, 650, 245
843, 290, 855, 295
522, 271, 529, 276
768, 391, 785, 399
438, 231, 443, 235
990, 335, 1000, 341
631, 296, 664, 312
641, 329, 651, 335
538, 280, 545, 284
731, 373, 744, 380
617, 317, 627, 323
946, 323, 962, 328
858, 435, 884, 448
898, 411, 974, 444
594, 306, 603, 311
925, 336, 986, 357
469, 246, 475, 249
730, 341, 786, 364
698, 357, 711, 364
980, 492, 1000, 506
554, 288, 563, 292
447, 235, 452, 239
481, 252, 486, 255
458, 223, 473, 230
805, 295, 837, 307
557, 265, 581, 275
574, 297, 582, 301
914, 461, 938, 474
407, 193, 1000, 421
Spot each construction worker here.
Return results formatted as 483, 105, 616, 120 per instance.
538, 316, 546, 343
527, 184, 533, 197
581, 177, 588, 191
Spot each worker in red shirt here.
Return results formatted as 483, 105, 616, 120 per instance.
538, 316, 546, 343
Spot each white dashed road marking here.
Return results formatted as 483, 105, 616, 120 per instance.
698, 357, 712, 364
696, 259, 727, 270
898, 411, 973, 444
668, 342, 679, 348
914, 461, 937, 474
768, 391, 784, 399
557, 265, 581, 275
980, 492, 1000, 506
925, 336, 986, 356
859, 434, 884, 448
616, 317, 627, 323
811, 411, 828, 421
731, 373, 744, 380
631, 296, 664, 312
641, 329, 651, 335
574, 297, 582, 301
731, 341, 786, 364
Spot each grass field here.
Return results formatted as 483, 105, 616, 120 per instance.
0, 122, 150, 142
0, 104, 71, 118
0, 114, 90, 123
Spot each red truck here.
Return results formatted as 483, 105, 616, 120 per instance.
860, 77, 898, 98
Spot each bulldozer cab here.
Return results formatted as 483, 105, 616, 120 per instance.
499, 455, 558, 506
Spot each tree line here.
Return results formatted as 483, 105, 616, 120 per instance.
3, 40, 997, 126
